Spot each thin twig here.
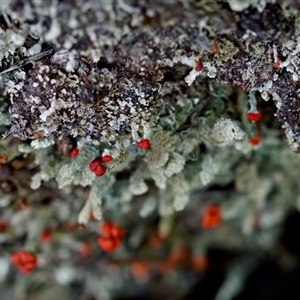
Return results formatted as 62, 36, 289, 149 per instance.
0, 48, 54, 76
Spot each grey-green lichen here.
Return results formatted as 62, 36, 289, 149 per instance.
1, 0, 299, 220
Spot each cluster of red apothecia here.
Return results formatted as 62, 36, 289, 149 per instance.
201, 204, 221, 228
0, 154, 9, 170
89, 138, 151, 177
79, 242, 93, 257
10, 221, 125, 274
40, 229, 52, 242
247, 112, 262, 123
70, 148, 79, 157
98, 222, 125, 252
247, 112, 263, 146
10, 251, 38, 274
10, 229, 50, 274
89, 155, 113, 176
0, 220, 9, 231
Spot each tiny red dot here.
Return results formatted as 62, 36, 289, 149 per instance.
70, 148, 79, 157
79, 243, 92, 257
247, 112, 262, 122
101, 155, 113, 162
274, 61, 280, 69
89, 158, 107, 176
0, 154, 8, 163
249, 135, 262, 146
40, 229, 52, 242
0, 221, 8, 231
138, 139, 151, 150
195, 60, 204, 72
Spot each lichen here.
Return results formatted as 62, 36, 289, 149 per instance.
1, 1, 300, 299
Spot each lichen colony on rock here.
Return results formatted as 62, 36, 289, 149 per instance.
6, 51, 161, 144
1, 1, 300, 154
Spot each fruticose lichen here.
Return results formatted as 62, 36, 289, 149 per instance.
1, 1, 300, 299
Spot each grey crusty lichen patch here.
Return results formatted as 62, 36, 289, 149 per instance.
217, 41, 274, 92
212, 118, 245, 142
5, 51, 162, 142
1, 1, 300, 152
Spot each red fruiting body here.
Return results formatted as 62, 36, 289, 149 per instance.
98, 222, 125, 252
101, 222, 114, 235
10, 251, 38, 273
98, 236, 121, 252
93, 164, 106, 176
110, 226, 125, 239
0, 154, 8, 163
0, 221, 8, 231
274, 61, 280, 69
70, 148, 79, 157
247, 112, 262, 122
101, 222, 125, 239
202, 205, 221, 228
101, 155, 113, 162
250, 135, 262, 146
192, 255, 208, 271
195, 60, 204, 72
79, 243, 92, 257
168, 247, 189, 267
89, 158, 107, 176
40, 229, 52, 242
131, 260, 151, 278
89, 157, 102, 172
138, 139, 151, 150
